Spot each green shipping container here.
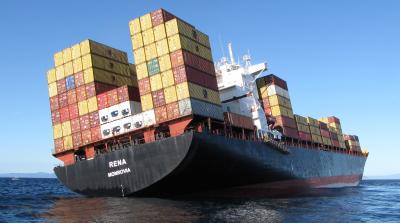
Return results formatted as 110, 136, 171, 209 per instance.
147, 58, 160, 76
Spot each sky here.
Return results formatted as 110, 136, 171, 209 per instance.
0, 0, 398, 176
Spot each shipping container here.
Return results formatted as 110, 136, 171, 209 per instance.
62, 48, 72, 64
147, 58, 160, 76
64, 61, 73, 76
155, 106, 168, 123
170, 49, 215, 76
73, 57, 83, 73
270, 105, 294, 118
108, 104, 121, 122
80, 39, 128, 64
100, 122, 112, 139
298, 131, 312, 141
129, 18, 141, 35
89, 112, 100, 127
82, 54, 130, 76
319, 121, 329, 130
153, 24, 167, 41
131, 33, 143, 50
178, 98, 223, 120
256, 74, 288, 91
54, 138, 64, 153
60, 107, 70, 122
53, 124, 63, 139
294, 115, 308, 125
81, 130, 92, 145
142, 109, 156, 126
309, 126, 321, 136
74, 72, 85, 87
151, 8, 175, 27
48, 82, 58, 97
296, 123, 311, 134
54, 51, 64, 67
274, 116, 297, 129
87, 96, 98, 113
306, 117, 319, 127
117, 85, 140, 102
51, 110, 61, 124
72, 132, 82, 148
85, 82, 113, 99
50, 96, 59, 111
67, 89, 77, 105
320, 129, 330, 138
84, 68, 134, 87
175, 82, 189, 100
55, 65, 65, 80
268, 94, 292, 109
166, 102, 180, 120
266, 85, 290, 99
164, 85, 177, 104
140, 93, 153, 111
155, 39, 170, 57
136, 62, 148, 80
58, 92, 68, 108
172, 65, 218, 91
152, 89, 166, 107
71, 118, 81, 133
65, 76, 75, 91
68, 103, 79, 120
165, 18, 211, 48
138, 77, 151, 96
98, 107, 110, 125
282, 127, 299, 139
322, 137, 332, 146
140, 13, 152, 31
56, 79, 66, 94
78, 100, 89, 116
168, 34, 213, 61
71, 43, 81, 60
144, 43, 157, 61
311, 134, 323, 144
224, 112, 254, 130
158, 54, 172, 72
161, 70, 175, 88
47, 68, 56, 84
332, 139, 340, 147
79, 114, 90, 131
134, 47, 146, 65
91, 126, 102, 142
142, 28, 155, 46
107, 89, 119, 106
63, 135, 73, 150
76, 85, 87, 102
61, 121, 71, 136
187, 82, 220, 105
119, 101, 142, 116
150, 74, 163, 91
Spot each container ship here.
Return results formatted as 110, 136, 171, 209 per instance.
47, 9, 368, 197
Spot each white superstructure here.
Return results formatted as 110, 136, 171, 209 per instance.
215, 43, 281, 139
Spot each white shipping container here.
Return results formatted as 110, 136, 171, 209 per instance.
100, 122, 112, 139
99, 108, 110, 125
119, 116, 133, 134
266, 85, 290, 99
108, 104, 121, 122
119, 101, 142, 118
131, 113, 145, 129
109, 119, 123, 136
142, 109, 156, 127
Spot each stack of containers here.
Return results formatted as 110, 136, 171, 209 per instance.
256, 74, 298, 139
307, 117, 323, 144
129, 9, 223, 124
343, 135, 361, 151
48, 40, 140, 154
319, 116, 346, 148
224, 112, 254, 130
319, 121, 332, 146
294, 115, 311, 141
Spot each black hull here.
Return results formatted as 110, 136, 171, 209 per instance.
54, 132, 367, 197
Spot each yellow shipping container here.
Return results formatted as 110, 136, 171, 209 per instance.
48, 82, 58, 97
80, 39, 128, 64
71, 43, 81, 59
61, 121, 71, 136
129, 18, 141, 35
55, 65, 65, 80
63, 135, 73, 150
322, 137, 332, 146
311, 134, 323, 144
131, 33, 143, 50
62, 48, 72, 64
82, 54, 130, 76
164, 86, 177, 104
47, 68, 56, 84
142, 28, 155, 46
188, 82, 221, 105
134, 47, 146, 64
259, 86, 268, 99
78, 100, 89, 116
158, 54, 171, 72
64, 61, 73, 76
269, 95, 292, 109
144, 43, 157, 61
329, 122, 342, 131
176, 82, 190, 100
73, 57, 83, 73
83, 68, 133, 86
307, 117, 319, 127
309, 126, 321, 135
161, 70, 174, 88
87, 96, 98, 113
53, 124, 63, 139
54, 51, 64, 67
156, 39, 169, 57
196, 31, 211, 49
297, 123, 311, 134
140, 94, 153, 111
150, 74, 163, 91
294, 114, 308, 125
153, 23, 167, 41
136, 62, 148, 80
140, 13, 152, 31
328, 126, 337, 133
165, 18, 211, 48
271, 105, 294, 118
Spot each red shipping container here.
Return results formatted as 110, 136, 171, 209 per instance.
56, 79, 66, 94
172, 65, 218, 90
91, 126, 101, 142
166, 102, 180, 120
81, 130, 92, 145
118, 85, 140, 102
319, 121, 329, 130
79, 114, 90, 131
155, 106, 168, 123
332, 139, 340, 147
138, 78, 151, 96
49, 96, 59, 111
58, 92, 68, 108
152, 89, 165, 107
68, 103, 79, 120
150, 8, 175, 26
89, 112, 100, 127
86, 82, 114, 98
298, 131, 312, 141
97, 92, 109, 110
258, 74, 288, 91
76, 85, 87, 102
275, 116, 297, 129
320, 129, 330, 138
71, 118, 81, 133
224, 112, 254, 130
67, 89, 77, 105
262, 98, 270, 108
327, 116, 340, 124
72, 132, 82, 148
54, 138, 64, 153
107, 89, 119, 106
330, 132, 338, 141
74, 72, 85, 87
170, 49, 215, 76
282, 127, 299, 139
59, 106, 70, 122
51, 110, 61, 124
264, 107, 272, 116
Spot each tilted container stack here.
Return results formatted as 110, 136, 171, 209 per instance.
307, 117, 323, 144
129, 9, 223, 125
319, 121, 332, 146
319, 116, 346, 149
256, 74, 298, 139
344, 135, 362, 151
294, 115, 312, 141
48, 40, 140, 154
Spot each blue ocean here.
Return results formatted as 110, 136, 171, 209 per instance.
0, 178, 398, 222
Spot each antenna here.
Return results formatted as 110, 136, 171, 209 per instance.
218, 35, 225, 59
228, 42, 235, 64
